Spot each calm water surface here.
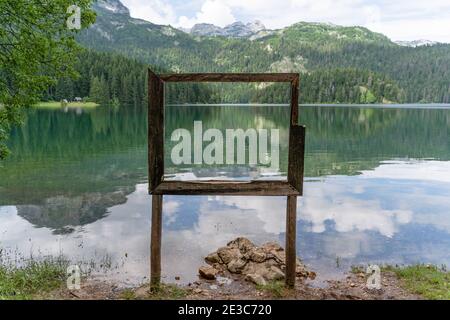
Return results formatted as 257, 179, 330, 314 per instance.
0, 104, 449, 285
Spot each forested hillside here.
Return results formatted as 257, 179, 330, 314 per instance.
42, 50, 405, 105
42, 50, 215, 105
70, 0, 450, 104
43, 50, 147, 106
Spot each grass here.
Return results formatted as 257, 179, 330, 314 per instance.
0, 259, 68, 300
120, 288, 136, 300
121, 283, 189, 300
385, 265, 450, 300
34, 101, 99, 109
256, 281, 291, 298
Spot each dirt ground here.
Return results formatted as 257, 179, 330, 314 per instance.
53, 269, 422, 300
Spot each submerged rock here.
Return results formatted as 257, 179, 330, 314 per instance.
201, 237, 316, 285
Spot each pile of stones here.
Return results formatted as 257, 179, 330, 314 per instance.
198, 237, 316, 286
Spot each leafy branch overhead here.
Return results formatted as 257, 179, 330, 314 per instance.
0, 0, 96, 158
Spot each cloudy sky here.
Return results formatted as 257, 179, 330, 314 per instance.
120, 0, 450, 42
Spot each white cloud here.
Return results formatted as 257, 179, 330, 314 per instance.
178, 0, 235, 28
121, 0, 178, 25
300, 182, 413, 237
3, 158, 450, 285
360, 160, 450, 183
121, 0, 450, 42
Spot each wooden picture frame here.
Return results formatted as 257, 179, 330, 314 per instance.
148, 69, 306, 288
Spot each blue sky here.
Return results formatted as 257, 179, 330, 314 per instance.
121, 0, 450, 42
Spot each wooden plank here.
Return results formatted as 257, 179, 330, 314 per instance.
160, 73, 298, 83
152, 180, 300, 196
290, 74, 299, 126
287, 125, 305, 194
150, 194, 163, 289
285, 195, 297, 288
148, 69, 165, 193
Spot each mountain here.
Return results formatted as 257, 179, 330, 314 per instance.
93, 0, 129, 15
395, 40, 439, 47
76, 0, 450, 103
189, 21, 266, 38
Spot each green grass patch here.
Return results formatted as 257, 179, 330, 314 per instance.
256, 281, 291, 298
120, 288, 136, 300
0, 259, 68, 300
148, 284, 188, 300
385, 265, 449, 300
34, 101, 99, 109
124, 283, 188, 300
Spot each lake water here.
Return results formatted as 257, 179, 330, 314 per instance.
0, 104, 449, 286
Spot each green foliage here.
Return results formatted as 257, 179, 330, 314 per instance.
253, 68, 405, 104
121, 284, 188, 300
0, 258, 67, 300
44, 50, 404, 105
149, 284, 188, 300
386, 265, 450, 300
43, 49, 218, 106
256, 281, 290, 298
0, 0, 96, 158
43, 50, 147, 106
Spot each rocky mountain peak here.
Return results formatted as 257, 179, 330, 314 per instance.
94, 0, 130, 15
189, 20, 267, 38
395, 39, 439, 47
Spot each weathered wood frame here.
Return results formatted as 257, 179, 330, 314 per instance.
148, 69, 306, 289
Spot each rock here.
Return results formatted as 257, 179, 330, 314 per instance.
205, 252, 222, 264
264, 258, 279, 268
227, 237, 255, 253
199, 265, 218, 280
296, 263, 313, 278
242, 261, 266, 276
266, 266, 285, 281
217, 247, 242, 264
261, 242, 283, 252
227, 258, 247, 273
269, 249, 286, 265
216, 276, 232, 286
249, 248, 266, 263
245, 273, 267, 286
202, 237, 315, 286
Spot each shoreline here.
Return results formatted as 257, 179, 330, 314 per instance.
1, 253, 447, 300
34, 101, 99, 109
52, 265, 434, 300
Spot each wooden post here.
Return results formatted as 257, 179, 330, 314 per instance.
147, 71, 305, 289
150, 194, 163, 290
148, 69, 164, 193
285, 195, 297, 288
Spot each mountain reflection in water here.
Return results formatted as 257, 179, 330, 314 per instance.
0, 104, 449, 285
